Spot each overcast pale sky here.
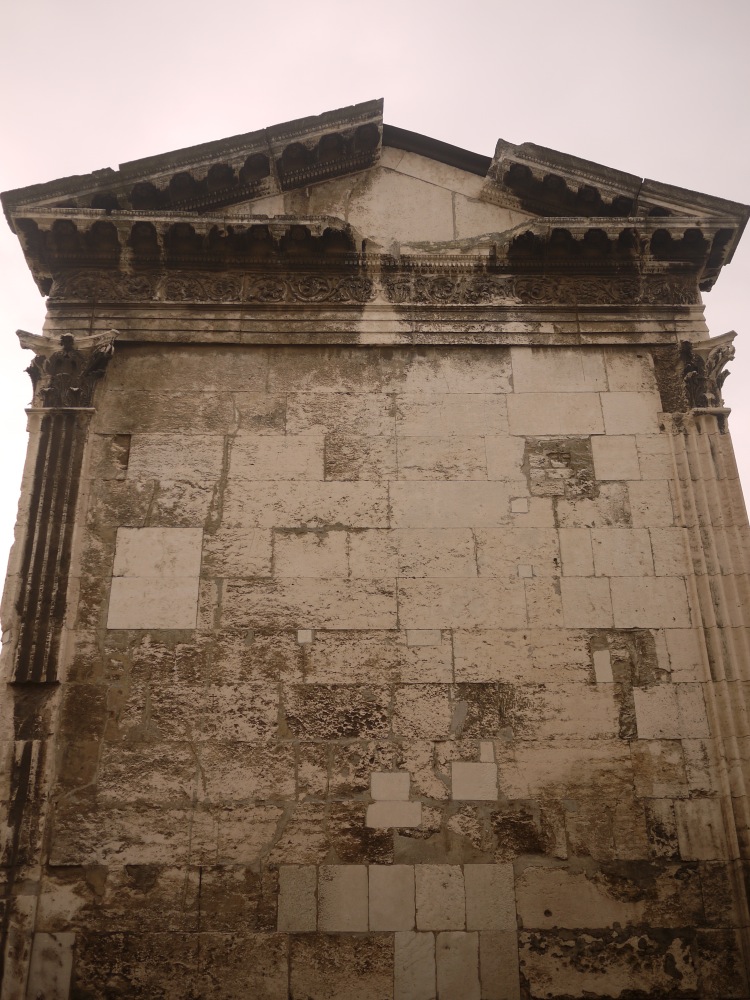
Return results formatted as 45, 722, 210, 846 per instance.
1, 0, 748, 583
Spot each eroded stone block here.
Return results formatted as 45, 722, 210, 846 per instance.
317, 865, 368, 931
465, 864, 515, 930
278, 865, 317, 932
415, 865, 465, 930
395, 931, 436, 1000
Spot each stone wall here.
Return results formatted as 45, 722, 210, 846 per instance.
3, 340, 746, 997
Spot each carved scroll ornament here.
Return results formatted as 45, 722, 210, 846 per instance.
681, 333, 736, 409
19, 330, 117, 408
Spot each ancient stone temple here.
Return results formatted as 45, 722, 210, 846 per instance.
1, 98, 750, 998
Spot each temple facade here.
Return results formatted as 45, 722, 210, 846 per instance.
1, 99, 750, 998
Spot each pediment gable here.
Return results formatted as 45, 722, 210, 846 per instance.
3, 99, 748, 294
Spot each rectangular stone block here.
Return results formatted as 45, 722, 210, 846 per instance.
390, 482, 520, 528
437, 931, 481, 1000
396, 392, 508, 437
593, 649, 614, 683
128, 432, 225, 480
591, 528, 654, 577
397, 436, 488, 480
372, 771, 411, 801
201, 529, 272, 577
349, 529, 399, 577
416, 865, 465, 930
560, 578, 613, 627
366, 801, 422, 829
230, 434, 324, 480
601, 391, 661, 434
451, 762, 498, 801
26, 932, 75, 1000
369, 865, 416, 930
675, 799, 729, 860
665, 628, 705, 681
485, 436, 526, 481
558, 528, 594, 576
397, 528, 477, 577
480, 930, 521, 1000
274, 530, 349, 577
465, 864, 516, 930
591, 435, 641, 480
113, 527, 203, 578
222, 481, 389, 528
511, 347, 606, 393
221, 578, 397, 629
287, 391, 394, 436
398, 578, 526, 629
278, 865, 317, 932
611, 577, 691, 628
318, 865, 368, 931
633, 683, 710, 739
325, 433, 397, 481
406, 629, 443, 647
507, 393, 604, 436
629, 480, 675, 527
604, 350, 657, 392
475, 528, 559, 577
107, 577, 200, 630
395, 931, 436, 1000
650, 527, 691, 576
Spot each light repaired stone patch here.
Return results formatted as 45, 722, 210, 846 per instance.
107, 527, 202, 630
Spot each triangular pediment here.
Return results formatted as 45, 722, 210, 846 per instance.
3, 99, 748, 293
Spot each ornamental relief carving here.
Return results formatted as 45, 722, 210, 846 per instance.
48, 268, 699, 307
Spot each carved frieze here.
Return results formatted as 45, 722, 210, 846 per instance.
19, 330, 117, 408
48, 267, 699, 308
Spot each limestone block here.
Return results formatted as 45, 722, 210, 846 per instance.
611, 577, 690, 628
437, 931, 481, 1000
201, 529, 272, 577
394, 931, 436, 1000
397, 528, 477, 577
324, 433, 397, 481
230, 434, 324, 480
453, 628, 591, 685
372, 771, 411, 801
396, 392, 508, 438
391, 482, 520, 528
233, 392, 287, 434
416, 865, 466, 930
366, 801, 422, 828
510, 347, 606, 393
555, 482, 630, 529
286, 391, 394, 436
127, 432, 224, 480
107, 578, 200, 630
591, 435, 641, 480
480, 930, 521, 1000
407, 630, 443, 647
629, 480, 675, 527
452, 762, 498, 801
475, 528, 559, 577
290, 934, 393, 1000
593, 649, 614, 683
665, 628, 705, 682
349, 529, 399, 577
675, 799, 729, 860
464, 864, 515, 930
221, 578, 397, 630
397, 436, 488, 480
278, 865, 317, 932
398, 578, 526, 629
560, 578, 613, 627
318, 865, 368, 931
604, 350, 657, 392
558, 528, 594, 576
369, 865, 416, 930
485, 436, 526, 480
601, 391, 661, 435
533, 685, 620, 739
274, 530, 349, 578
97, 389, 236, 435
26, 932, 75, 1000
197, 742, 296, 801
109, 346, 270, 392
297, 629, 314, 644
112, 527, 203, 578
98, 742, 199, 804
636, 433, 674, 480
283, 684, 390, 740
633, 683, 709, 739
516, 867, 644, 928
631, 740, 688, 798
591, 528, 653, 576
650, 527, 691, 576
222, 481, 389, 529
507, 392, 604, 436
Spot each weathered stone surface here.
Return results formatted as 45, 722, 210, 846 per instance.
290, 934, 393, 1000
395, 931, 436, 1000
